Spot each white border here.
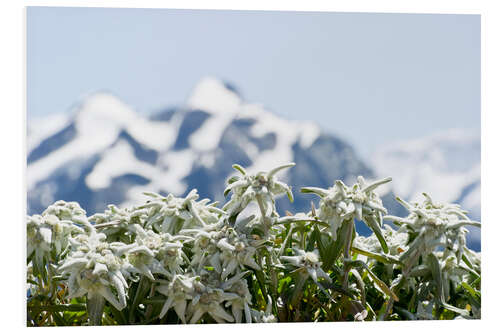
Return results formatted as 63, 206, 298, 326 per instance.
2, 1, 498, 332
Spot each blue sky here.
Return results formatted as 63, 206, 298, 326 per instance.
27, 7, 480, 157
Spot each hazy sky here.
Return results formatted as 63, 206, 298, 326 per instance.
27, 7, 480, 158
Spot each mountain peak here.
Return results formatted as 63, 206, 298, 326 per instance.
187, 77, 242, 115
74, 92, 138, 134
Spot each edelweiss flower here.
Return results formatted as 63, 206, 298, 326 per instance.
59, 230, 129, 310
302, 176, 390, 243
157, 274, 198, 323
42, 200, 88, 224
281, 249, 331, 283
216, 228, 261, 279
181, 227, 224, 270
120, 224, 191, 280
89, 204, 145, 241
385, 193, 481, 263
139, 190, 224, 234
223, 163, 295, 217
27, 213, 83, 265
186, 277, 239, 323
223, 276, 253, 323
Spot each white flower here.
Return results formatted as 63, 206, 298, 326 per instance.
281, 249, 331, 283
58, 231, 129, 310
89, 204, 144, 241
222, 272, 253, 323
119, 225, 191, 280
27, 213, 84, 264
186, 278, 239, 324
157, 274, 197, 323
139, 190, 224, 234
42, 200, 87, 223
223, 163, 295, 217
302, 176, 391, 249
385, 193, 481, 262
216, 228, 261, 279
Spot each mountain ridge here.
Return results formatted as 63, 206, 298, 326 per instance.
27, 78, 480, 249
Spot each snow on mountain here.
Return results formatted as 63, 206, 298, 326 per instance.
27, 77, 371, 219
27, 112, 71, 153
27, 78, 480, 250
27, 93, 175, 192
371, 129, 481, 247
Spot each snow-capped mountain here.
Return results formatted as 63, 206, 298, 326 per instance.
27, 77, 372, 219
26, 78, 480, 249
371, 129, 481, 247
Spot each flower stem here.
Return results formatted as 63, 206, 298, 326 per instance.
381, 249, 421, 320
342, 218, 355, 290
87, 294, 105, 326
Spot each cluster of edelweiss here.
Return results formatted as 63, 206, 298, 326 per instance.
27, 162, 481, 324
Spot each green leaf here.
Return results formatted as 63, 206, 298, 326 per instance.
129, 277, 151, 323
51, 275, 66, 282
324, 221, 351, 270
348, 260, 398, 301
254, 268, 269, 301
300, 187, 329, 197
427, 253, 471, 318
313, 226, 327, 261
351, 246, 401, 265
470, 276, 481, 288
277, 216, 329, 228
27, 278, 39, 286
286, 188, 294, 203
363, 215, 388, 254
51, 311, 67, 326
227, 175, 240, 185
400, 229, 425, 263
107, 303, 128, 325
232, 164, 247, 175
28, 304, 87, 312
440, 302, 471, 318
461, 281, 477, 297
267, 163, 295, 179
277, 276, 292, 294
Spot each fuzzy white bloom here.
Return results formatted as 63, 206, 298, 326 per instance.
89, 204, 145, 241
223, 163, 295, 218
157, 274, 197, 323
281, 249, 331, 283
59, 230, 129, 310
27, 213, 84, 264
216, 228, 261, 279
385, 193, 481, 263
138, 190, 224, 234
42, 200, 88, 224
27, 201, 89, 264
27, 165, 481, 324
181, 227, 223, 270
302, 176, 391, 244
119, 224, 191, 280
186, 275, 239, 324
224, 277, 253, 323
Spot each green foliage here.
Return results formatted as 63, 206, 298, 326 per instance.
26, 163, 481, 325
